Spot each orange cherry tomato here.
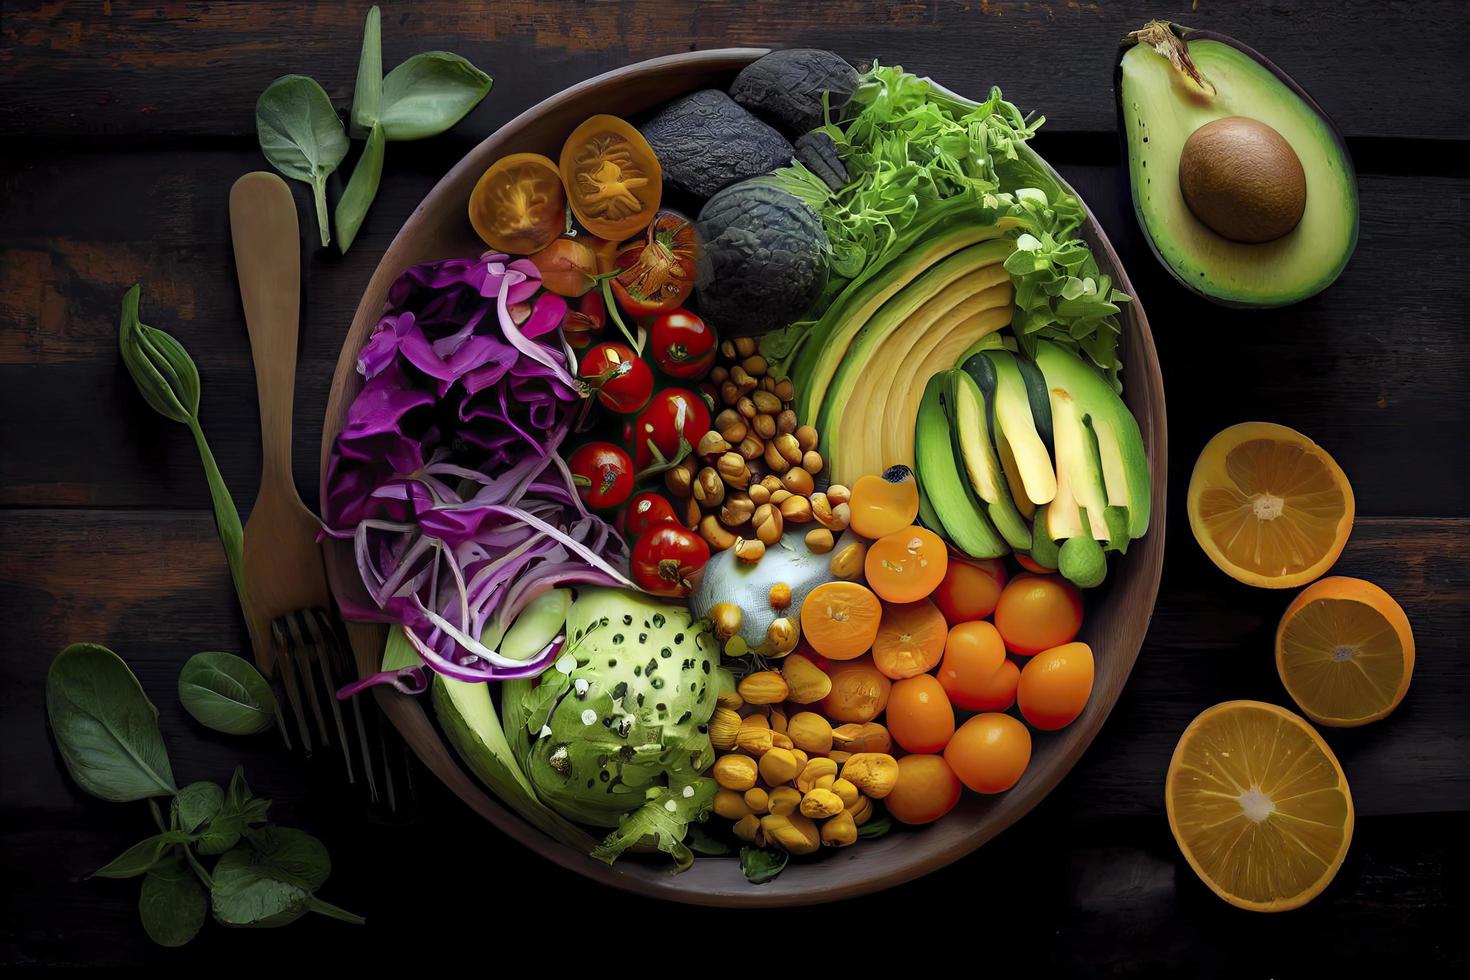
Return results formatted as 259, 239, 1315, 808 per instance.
886, 674, 956, 754
800, 582, 882, 661
932, 556, 1008, 625
819, 656, 892, 724
559, 115, 662, 241
849, 467, 920, 539
938, 620, 1020, 712
864, 526, 948, 603
468, 152, 567, 256
993, 574, 1083, 656
871, 599, 948, 679
884, 754, 963, 825
1017, 641, 1094, 730
1015, 553, 1056, 575
944, 713, 1032, 794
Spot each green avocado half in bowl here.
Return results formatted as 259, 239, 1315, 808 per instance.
1116, 21, 1358, 308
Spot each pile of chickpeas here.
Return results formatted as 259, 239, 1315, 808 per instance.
708, 666, 899, 854
664, 337, 851, 565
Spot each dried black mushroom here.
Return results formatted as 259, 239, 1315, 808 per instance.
729, 48, 859, 136
695, 179, 829, 336
640, 89, 794, 199
795, 131, 848, 192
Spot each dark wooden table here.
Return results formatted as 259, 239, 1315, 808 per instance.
3, 1, 1466, 971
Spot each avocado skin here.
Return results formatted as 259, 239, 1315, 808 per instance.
914, 371, 1008, 559
641, 89, 794, 199
695, 179, 828, 336
729, 48, 859, 136
1116, 23, 1358, 308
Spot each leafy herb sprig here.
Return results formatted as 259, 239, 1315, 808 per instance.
46, 643, 362, 947
255, 5, 492, 251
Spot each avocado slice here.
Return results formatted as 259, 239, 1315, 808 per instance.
977, 349, 1056, 508
793, 202, 1020, 425
1025, 503, 1061, 570
1034, 340, 1151, 545
914, 372, 1008, 559
823, 238, 1017, 481
1118, 22, 1357, 307
950, 368, 1032, 551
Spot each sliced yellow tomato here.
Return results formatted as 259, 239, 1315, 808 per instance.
1276, 576, 1414, 727
1187, 421, 1354, 588
468, 152, 566, 255
1166, 700, 1353, 912
559, 115, 662, 241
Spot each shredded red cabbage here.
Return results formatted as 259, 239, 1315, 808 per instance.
325, 254, 632, 695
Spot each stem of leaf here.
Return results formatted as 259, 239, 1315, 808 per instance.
312, 176, 331, 247
149, 799, 167, 833
600, 278, 643, 355
308, 896, 366, 925
182, 844, 214, 890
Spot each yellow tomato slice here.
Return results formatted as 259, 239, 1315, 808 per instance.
468, 152, 566, 255
559, 115, 662, 241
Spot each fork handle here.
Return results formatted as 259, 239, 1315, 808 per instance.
230, 172, 302, 486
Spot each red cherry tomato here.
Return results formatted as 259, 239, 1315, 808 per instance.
620, 491, 678, 540
610, 210, 698, 317
628, 387, 711, 471
648, 308, 717, 381
567, 441, 634, 510
579, 342, 653, 414
631, 523, 710, 596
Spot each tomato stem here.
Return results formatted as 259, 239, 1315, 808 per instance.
600, 277, 644, 355
634, 435, 692, 482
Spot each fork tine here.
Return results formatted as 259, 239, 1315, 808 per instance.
270, 617, 315, 753
303, 609, 357, 785
279, 613, 332, 749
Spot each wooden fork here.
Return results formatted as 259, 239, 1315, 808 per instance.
230, 171, 349, 759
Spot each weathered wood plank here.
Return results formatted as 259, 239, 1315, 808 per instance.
3, 149, 1466, 515
3, 1, 1468, 142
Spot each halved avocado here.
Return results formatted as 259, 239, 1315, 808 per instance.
914, 372, 1008, 559
1118, 21, 1358, 307
1034, 340, 1150, 545
950, 368, 1033, 551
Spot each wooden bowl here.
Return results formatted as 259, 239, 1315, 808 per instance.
319, 48, 1166, 905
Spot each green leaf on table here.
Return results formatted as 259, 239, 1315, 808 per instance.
377, 52, 492, 141
255, 74, 349, 247
334, 122, 385, 253
173, 781, 225, 833
46, 643, 178, 802
738, 845, 788, 884
178, 652, 277, 736
118, 284, 201, 425
139, 851, 208, 948
685, 824, 734, 857
196, 772, 271, 856
241, 826, 331, 892
210, 843, 313, 928
349, 5, 382, 137
91, 831, 190, 879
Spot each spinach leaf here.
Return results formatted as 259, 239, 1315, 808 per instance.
46, 643, 177, 802
210, 843, 313, 928
139, 851, 208, 947
92, 831, 190, 879
738, 845, 789, 884
255, 74, 349, 247
241, 826, 331, 892
856, 812, 894, 839
173, 781, 225, 833
334, 122, 385, 252
196, 774, 270, 856
349, 4, 382, 137
685, 824, 734, 857
177, 652, 277, 736
377, 52, 492, 141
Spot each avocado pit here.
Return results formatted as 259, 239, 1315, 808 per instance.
1178, 116, 1307, 244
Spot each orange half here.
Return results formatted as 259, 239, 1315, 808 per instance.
1276, 576, 1414, 727
1166, 700, 1353, 912
1187, 422, 1354, 588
